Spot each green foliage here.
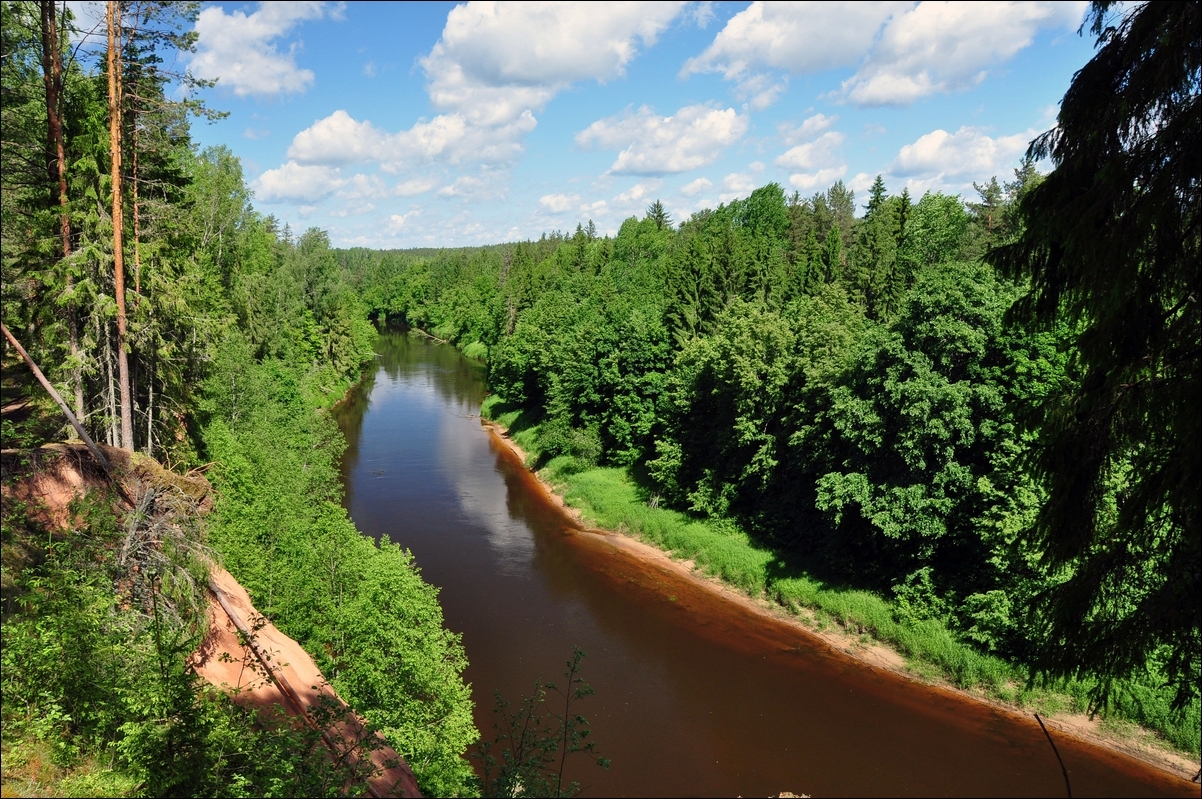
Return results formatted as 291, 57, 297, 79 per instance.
991, 0, 1201, 708
200, 341, 477, 796
0, 485, 361, 797
473, 648, 609, 798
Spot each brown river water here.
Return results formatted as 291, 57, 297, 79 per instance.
335, 332, 1197, 798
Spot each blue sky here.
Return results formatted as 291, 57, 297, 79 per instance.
168, 1, 1096, 247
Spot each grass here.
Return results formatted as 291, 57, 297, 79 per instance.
481, 396, 1202, 759
1, 736, 140, 798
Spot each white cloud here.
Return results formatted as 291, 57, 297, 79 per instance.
616, 180, 663, 205
733, 72, 789, 110
723, 172, 755, 192
690, 1, 717, 28
720, 171, 758, 202
341, 173, 389, 199
363, 61, 376, 77
437, 171, 508, 201
848, 172, 876, 194
840, 1, 1087, 105
788, 166, 848, 191
576, 104, 748, 175
286, 109, 537, 171
774, 131, 846, 171
779, 113, 838, 145
387, 210, 419, 233
393, 177, 440, 197
683, 2, 908, 105
251, 161, 344, 202
888, 126, 1033, 192
190, 2, 338, 97
680, 177, 713, 197
288, 110, 391, 165
686, 1, 1085, 108
422, 2, 686, 126
330, 202, 375, 218
539, 193, 580, 214
775, 124, 850, 194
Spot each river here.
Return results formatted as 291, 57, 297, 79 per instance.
335, 332, 1194, 798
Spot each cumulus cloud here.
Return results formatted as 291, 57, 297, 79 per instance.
686, 1, 1085, 107
615, 180, 663, 205
190, 1, 339, 97
775, 131, 846, 171
840, 1, 1087, 105
775, 121, 850, 194
288, 110, 390, 165
848, 172, 876, 194
582, 199, 609, 216
719, 171, 759, 202
387, 210, 419, 233
330, 202, 375, 218
889, 126, 1033, 189
539, 193, 580, 214
285, 108, 537, 171
437, 171, 509, 201
683, 2, 907, 106
779, 113, 838, 145
393, 177, 440, 197
576, 104, 748, 175
680, 177, 713, 197
251, 161, 344, 202
422, 2, 686, 125
789, 166, 848, 191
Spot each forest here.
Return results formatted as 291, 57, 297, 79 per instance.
1, 0, 1198, 796
2, 2, 474, 795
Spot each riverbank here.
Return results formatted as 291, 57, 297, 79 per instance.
479, 416, 1202, 786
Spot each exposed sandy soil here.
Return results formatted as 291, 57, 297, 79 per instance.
480, 420, 1202, 787
194, 568, 421, 799
1, 444, 422, 798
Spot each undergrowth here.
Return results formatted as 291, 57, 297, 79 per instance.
0, 474, 366, 797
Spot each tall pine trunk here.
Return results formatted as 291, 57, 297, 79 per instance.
107, 0, 133, 450
39, 1, 84, 421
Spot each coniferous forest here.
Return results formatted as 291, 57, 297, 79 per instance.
1, 1, 1198, 796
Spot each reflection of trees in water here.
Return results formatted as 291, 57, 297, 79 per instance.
336, 331, 488, 512
376, 332, 488, 411
333, 360, 378, 512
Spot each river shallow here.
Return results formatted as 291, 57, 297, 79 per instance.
335, 332, 1194, 798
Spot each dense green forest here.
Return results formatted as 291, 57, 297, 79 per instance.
1, 0, 1198, 795
2, 2, 474, 795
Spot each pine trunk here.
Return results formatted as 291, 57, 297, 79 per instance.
107, 1, 133, 450
146, 357, 154, 457
132, 112, 141, 301
38, 1, 86, 421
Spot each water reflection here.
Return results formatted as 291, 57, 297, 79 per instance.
438, 415, 536, 574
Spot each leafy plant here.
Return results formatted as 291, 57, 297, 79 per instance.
473, 648, 609, 798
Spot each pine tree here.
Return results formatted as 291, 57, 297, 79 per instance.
646, 199, 671, 231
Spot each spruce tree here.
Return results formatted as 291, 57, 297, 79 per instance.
992, 0, 1200, 707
